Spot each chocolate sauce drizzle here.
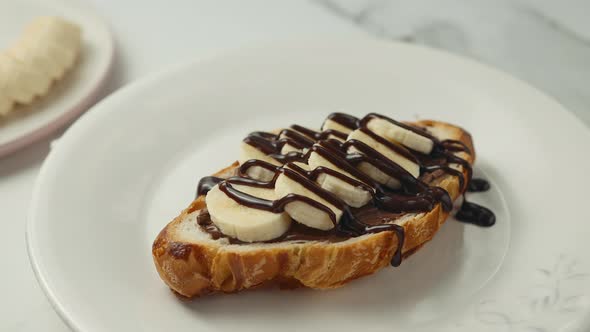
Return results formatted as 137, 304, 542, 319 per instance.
195, 112, 495, 266
456, 177, 496, 227
220, 169, 341, 225
468, 178, 490, 192
325, 112, 360, 130
196, 176, 224, 197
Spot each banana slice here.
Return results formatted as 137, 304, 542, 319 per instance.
308, 149, 361, 182
325, 131, 348, 142
12, 37, 67, 80
0, 16, 81, 116
357, 162, 403, 189
278, 128, 314, 147
206, 183, 291, 242
315, 173, 372, 208
20, 17, 81, 81
289, 125, 320, 141
0, 54, 36, 104
280, 143, 301, 155
285, 161, 310, 173
240, 160, 279, 182
39, 37, 78, 75
243, 165, 276, 182
274, 171, 342, 231
347, 129, 420, 177
45, 42, 78, 76
6, 54, 51, 97
307, 150, 372, 207
365, 117, 434, 154
239, 142, 283, 166
0, 54, 28, 104
24, 17, 81, 52
321, 118, 354, 135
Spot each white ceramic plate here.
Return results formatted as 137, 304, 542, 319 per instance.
0, 0, 113, 157
27, 39, 590, 332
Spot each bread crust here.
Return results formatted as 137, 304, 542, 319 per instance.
152, 120, 474, 298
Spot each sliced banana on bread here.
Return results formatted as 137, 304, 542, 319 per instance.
152, 113, 494, 298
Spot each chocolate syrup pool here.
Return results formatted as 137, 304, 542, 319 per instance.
456, 178, 495, 227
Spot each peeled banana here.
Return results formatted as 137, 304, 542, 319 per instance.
0, 16, 81, 116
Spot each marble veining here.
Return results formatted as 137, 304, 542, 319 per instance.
314, 0, 590, 126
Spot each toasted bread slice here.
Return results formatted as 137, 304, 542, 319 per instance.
152, 120, 474, 298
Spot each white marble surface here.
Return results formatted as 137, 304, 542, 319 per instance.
315, 0, 590, 125
0, 0, 588, 331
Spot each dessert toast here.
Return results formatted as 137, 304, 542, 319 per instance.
152, 114, 492, 298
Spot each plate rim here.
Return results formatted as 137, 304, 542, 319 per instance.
25, 37, 590, 332
0, 0, 115, 158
